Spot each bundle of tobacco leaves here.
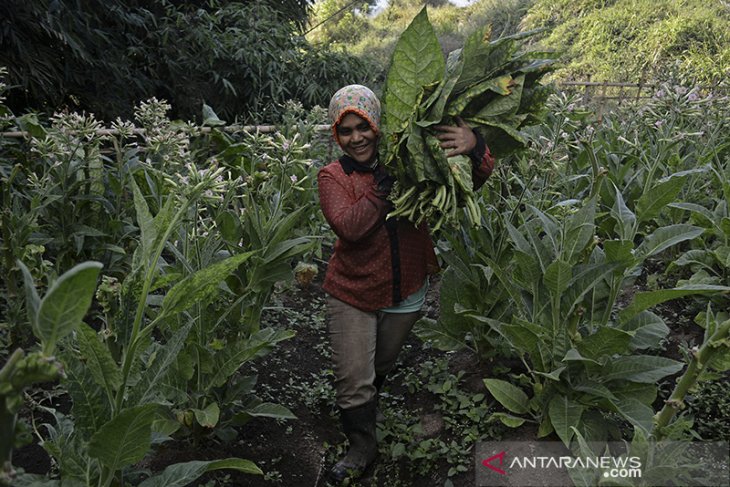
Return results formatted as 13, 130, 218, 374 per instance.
379, 7, 558, 230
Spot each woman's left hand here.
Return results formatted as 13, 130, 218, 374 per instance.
434, 117, 476, 158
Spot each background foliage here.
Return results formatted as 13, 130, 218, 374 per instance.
308, 0, 532, 71
3, 0, 726, 123
0, 0, 377, 122
308, 0, 729, 88
522, 0, 730, 84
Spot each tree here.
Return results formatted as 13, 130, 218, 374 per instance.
0, 0, 377, 121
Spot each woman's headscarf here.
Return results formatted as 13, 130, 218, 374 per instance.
328, 85, 381, 146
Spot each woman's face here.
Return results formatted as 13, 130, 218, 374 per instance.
336, 112, 378, 165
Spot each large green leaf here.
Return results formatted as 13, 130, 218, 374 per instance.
602, 355, 683, 383
573, 380, 618, 402
512, 251, 542, 289
468, 117, 528, 146
64, 360, 110, 440
161, 252, 254, 317
266, 208, 311, 253
452, 25, 493, 93
562, 348, 600, 365
574, 410, 609, 445
415, 266, 478, 351
247, 403, 297, 420
447, 74, 513, 116
610, 397, 653, 434
636, 176, 686, 223
418, 48, 464, 127
611, 382, 657, 405
36, 261, 102, 354
604, 239, 634, 266
130, 177, 155, 261
576, 327, 633, 360
209, 329, 294, 388
76, 323, 121, 395
138, 458, 262, 487
131, 322, 193, 405
405, 122, 430, 183
17, 260, 40, 334
130, 180, 177, 270
414, 317, 469, 352
506, 221, 532, 256
668, 202, 715, 227
619, 311, 670, 350
563, 197, 596, 264
88, 404, 158, 472
382, 7, 445, 136
523, 217, 553, 272
634, 224, 703, 261
563, 262, 619, 316
489, 412, 526, 428
619, 285, 730, 322
544, 259, 572, 297
548, 395, 584, 446
610, 185, 636, 241
192, 402, 220, 428
474, 74, 525, 118
483, 378, 529, 414
504, 320, 550, 372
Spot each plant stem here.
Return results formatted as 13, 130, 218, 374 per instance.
653, 319, 730, 439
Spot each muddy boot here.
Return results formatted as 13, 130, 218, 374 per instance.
329, 399, 377, 483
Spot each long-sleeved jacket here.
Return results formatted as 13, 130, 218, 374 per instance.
318, 140, 494, 312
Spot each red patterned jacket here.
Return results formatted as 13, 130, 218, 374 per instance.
318, 138, 494, 311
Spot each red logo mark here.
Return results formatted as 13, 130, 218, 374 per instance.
482, 451, 507, 475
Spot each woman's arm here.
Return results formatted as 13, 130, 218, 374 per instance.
468, 130, 495, 190
317, 167, 391, 243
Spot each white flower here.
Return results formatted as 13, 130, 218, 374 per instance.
290, 175, 298, 183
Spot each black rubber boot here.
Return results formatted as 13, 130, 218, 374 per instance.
374, 374, 387, 392
329, 399, 378, 484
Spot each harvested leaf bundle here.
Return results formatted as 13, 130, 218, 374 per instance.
379, 7, 558, 230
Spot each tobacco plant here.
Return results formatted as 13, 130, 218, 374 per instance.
19, 171, 263, 486
420, 83, 730, 445
151, 165, 309, 441
7, 99, 315, 486
480, 191, 730, 443
2, 260, 101, 486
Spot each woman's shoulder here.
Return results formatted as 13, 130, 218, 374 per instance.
318, 159, 346, 177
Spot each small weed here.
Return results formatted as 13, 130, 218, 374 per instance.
376, 354, 500, 480
686, 378, 730, 441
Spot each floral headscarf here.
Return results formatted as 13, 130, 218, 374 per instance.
328, 85, 381, 145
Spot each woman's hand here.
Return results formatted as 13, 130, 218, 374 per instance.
434, 117, 476, 158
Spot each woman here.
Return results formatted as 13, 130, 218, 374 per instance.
318, 84, 494, 482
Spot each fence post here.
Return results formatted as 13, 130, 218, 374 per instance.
597, 81, 608, 123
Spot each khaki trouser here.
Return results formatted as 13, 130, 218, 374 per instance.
326, 295, 421, 409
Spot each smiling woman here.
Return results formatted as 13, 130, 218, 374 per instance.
316, 83, 493, 483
